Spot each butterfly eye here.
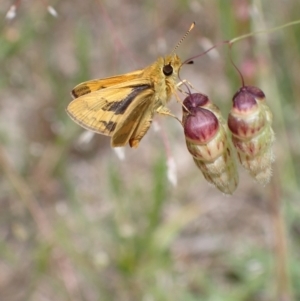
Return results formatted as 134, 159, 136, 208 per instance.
163, 64, 173, 76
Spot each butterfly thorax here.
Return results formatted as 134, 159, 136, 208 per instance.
142, 54, 181, 108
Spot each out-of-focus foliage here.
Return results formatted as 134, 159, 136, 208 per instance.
1, 1, 300, 300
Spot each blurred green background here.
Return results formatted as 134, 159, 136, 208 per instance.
1, 0, 300, 300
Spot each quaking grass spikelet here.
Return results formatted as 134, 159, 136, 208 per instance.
182, 93, 239, 195
227, 86, 275, 185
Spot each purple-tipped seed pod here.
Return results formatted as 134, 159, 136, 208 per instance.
228, 86, 275, 185
183, 93, 239, 195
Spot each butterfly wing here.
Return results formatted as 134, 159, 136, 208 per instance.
128, 110, 154, 148
71, 70, 143, 98
67, 78, 155, 146
111, 90, 155, 147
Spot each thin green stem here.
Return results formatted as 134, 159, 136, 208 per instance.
229, 19, 300, 45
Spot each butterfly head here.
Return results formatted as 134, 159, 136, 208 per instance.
162, 53, 182, 78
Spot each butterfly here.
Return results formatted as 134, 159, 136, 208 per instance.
66, 23, 195, 148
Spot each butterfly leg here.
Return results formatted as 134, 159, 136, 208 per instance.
175, 80, 205, 114
172, 90, 192, 115
156, 106, 182, 124
176, 79, 202, 94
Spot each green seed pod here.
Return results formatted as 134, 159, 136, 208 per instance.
228, 86, 275, 185
183, 93, 239, 195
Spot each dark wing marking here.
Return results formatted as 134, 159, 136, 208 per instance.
102, 85, 149, 115
111, 89, 155, 147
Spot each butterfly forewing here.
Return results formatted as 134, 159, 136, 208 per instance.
129, 110, 154, 148
71, 70, 144, 98
111, 89, 155, 147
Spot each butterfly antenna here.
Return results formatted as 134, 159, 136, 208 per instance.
171, 22, 195, 54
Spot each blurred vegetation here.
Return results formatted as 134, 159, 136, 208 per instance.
0, 0, 300, 300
